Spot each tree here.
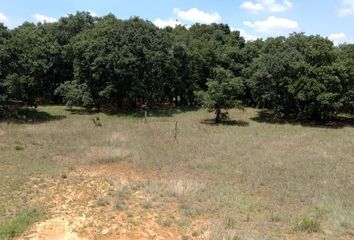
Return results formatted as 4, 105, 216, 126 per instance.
0, 12, 352, 121
247, 36, 299, 115
195, 67, 244, 123
55, 80, 93, 108
62, 14, 124, 110
1, 22, 60, 105
335, 44, 354, 114
0, 23, 10, 103
247, 33, 343, 120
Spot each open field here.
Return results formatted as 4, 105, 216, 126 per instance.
0, 106, 353, 240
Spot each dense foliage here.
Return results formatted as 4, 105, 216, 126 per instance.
195, 67, 244, 122
0, 12, 353, 120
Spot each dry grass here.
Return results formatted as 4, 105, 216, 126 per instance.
0, 106, 353, 239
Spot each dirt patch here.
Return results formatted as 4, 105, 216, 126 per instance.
81, 161, 159, 182
21, 218, 83, 240
19, 163, 206, 240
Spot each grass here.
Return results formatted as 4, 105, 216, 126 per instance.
96, 198, 110, 207
295, 216, 321, 233
0, 105, 353, 239
14, 145, 24, 151
0, 209, 42, 240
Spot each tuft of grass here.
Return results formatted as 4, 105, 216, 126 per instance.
14, 145, 24, 151
0, 209, 42, 239
141, 198, 152, 209
269, 212, 281, 222
68, 165, 76, 172
114, 201, 126, 211
295, 216, 321, 233
176, 218, 191, 227
160, 219, 173, 227
114, 183, 132, 211
97, 198, 110, 207
224, 216, 237, 230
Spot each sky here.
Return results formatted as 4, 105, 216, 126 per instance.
0, 0, 353, 44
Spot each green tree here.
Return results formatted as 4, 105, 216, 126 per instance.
2, 22, 60, 105
335, 44, 354, 114
195, 67, 244, 123
0, 23, 10, 102
248, 33, 344, 120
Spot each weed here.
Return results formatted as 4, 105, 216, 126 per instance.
0, 209, 41, 239
295, 217, 321, 232
177, 218, 191, 227
14, 145, 24, 151
141, 199, 152, 209
269, 212, 281, 222
114, 201, 125, 211
224, 216, 237, 229
114, 183, 131, 211
68, 166, 76, 171
161, 219, 173, 227
97, 198, 110, 207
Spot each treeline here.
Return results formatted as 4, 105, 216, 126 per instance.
0, 12, 353, 120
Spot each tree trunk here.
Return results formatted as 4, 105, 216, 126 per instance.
215, 108, 221, 123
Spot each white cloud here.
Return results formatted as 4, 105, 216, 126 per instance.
231, 27, 259, 41
244, 16, 299, 34
338, 0, 354, 16
240, 2, 264, 13
0, 12, 8, 22
173, 8, 221, 24
329, 32, 354, 45
154, 18, 180, 28
240, 0, 292, 13
88, 10, 98, 17
32, 13, 57, 23
239, 29, 259, 41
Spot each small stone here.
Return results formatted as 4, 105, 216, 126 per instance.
102, 228, 110, 235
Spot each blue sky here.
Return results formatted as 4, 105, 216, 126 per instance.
0, 0, 353, 44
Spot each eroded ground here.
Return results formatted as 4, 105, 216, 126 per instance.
18, 162, 208, 240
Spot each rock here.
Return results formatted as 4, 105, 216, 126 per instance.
102, 228, 110, 235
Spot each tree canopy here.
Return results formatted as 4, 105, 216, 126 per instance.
0, 12, 353, 121
196, 67, 244, 122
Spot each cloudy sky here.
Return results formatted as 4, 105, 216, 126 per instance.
0, 0, 353, 44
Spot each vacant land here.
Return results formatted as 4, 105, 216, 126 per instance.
0, 106, 353, 240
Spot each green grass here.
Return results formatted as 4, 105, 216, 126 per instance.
14, 145, 24, 151
0, 105, 353, 239
0, 210, 42, 240
295, 216, 321, 233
